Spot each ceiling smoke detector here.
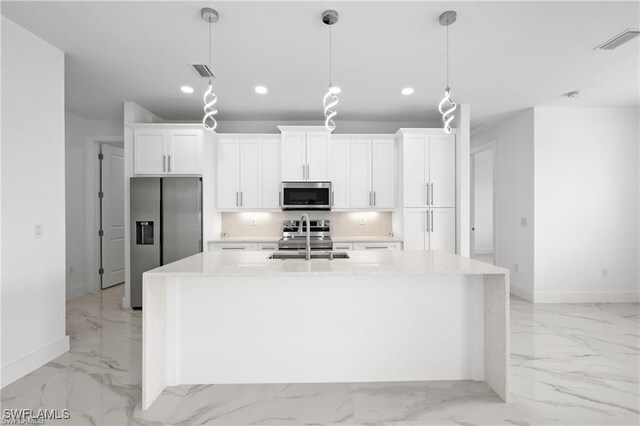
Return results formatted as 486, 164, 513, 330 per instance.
595, 28, 640, 50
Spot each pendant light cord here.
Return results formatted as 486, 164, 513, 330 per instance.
208, 20, 212, 84
446, 21, 449, 88
329, 25, 333, 87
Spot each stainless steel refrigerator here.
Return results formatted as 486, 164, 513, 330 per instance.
130, 177, 202, 309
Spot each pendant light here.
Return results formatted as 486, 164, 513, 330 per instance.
438, 11, 457, 134
322, 10, 339, 132
201, 7, 219, 131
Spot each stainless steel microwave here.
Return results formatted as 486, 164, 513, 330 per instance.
281, 182, 332, 210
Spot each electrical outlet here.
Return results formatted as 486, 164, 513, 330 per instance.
520, 218, 528, 227
514, 263, 519, 273
251, 217, 257, 226
601, 268, 608, 277
360, 217, 366, 225
34, 223, 43, 238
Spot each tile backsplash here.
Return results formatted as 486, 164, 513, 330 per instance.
220, 211, 393, 238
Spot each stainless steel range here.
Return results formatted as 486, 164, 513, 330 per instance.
278, 219, 332, 251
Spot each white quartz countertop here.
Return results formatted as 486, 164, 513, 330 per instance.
145, 250, 508, 278
208, 237, 280, 243
332, 236, 401, 243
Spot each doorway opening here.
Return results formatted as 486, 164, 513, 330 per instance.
98, 143, 125, 289
471, 142, 496, 264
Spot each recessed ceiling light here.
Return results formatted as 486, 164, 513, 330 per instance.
567, 90, 581, 98
329, 86, 341, 95
180, 86, 194, 94
255, 86, 268, 94
401, 87, 414, 95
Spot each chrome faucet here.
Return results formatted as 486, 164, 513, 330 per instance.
298, 214, 311, 260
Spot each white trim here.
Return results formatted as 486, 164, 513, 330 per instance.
66, 285, 87, 301
510, 284, 534, 302
534, 291, 640, 304
1, 336, 69, 388
84, 135, 124, 294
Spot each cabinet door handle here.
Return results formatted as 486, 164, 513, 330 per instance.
425, 184, 429, 205
373, 191, 376, 206
306, 164, 310, 180
236, 192, 239, 207
167, 155, 171, 172
365, 246, 387, 250
222, 247, 245, 250
430, 183, 434, 205
369, 191, 372, 207
302, 164, 305, 180
163, 155, 167, 172
331, 191, 334, 207
426, 210, 430, 232
279, 191, 282, 207
240, 191, 243, 206
431, 209, 434, 232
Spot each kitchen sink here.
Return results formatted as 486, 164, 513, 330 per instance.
268, 251, 350, 260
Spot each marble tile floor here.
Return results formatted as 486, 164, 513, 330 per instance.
1, 284, 638, 426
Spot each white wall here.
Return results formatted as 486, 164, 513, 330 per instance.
1, 17, 68, 387
471, 109, 535, 300
534, 107, 639, 302
65, 112, 122, 299
473, 149, 494, 254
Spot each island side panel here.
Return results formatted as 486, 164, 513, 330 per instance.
142, 275, 168, 410
483, 273, 510, 402
175, 274, 485, 385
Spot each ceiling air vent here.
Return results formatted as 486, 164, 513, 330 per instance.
595, 28, 640, 50
191, 64, 214, 78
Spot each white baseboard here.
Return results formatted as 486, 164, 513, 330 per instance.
1, 336, 70, 388
510, 284, 534, 302
534, 291, 640, 304
66, 285, 87, 300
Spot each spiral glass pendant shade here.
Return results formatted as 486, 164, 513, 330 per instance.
438, 87, 456, 134
203, 80, 218, 130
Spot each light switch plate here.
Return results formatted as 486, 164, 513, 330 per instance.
34, 223, 43, 238
520, 217, 528, 227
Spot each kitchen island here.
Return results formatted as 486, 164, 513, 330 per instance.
142, 250, 509, 409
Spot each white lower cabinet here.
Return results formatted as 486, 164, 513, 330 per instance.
402, 208, 455, 252
257, 242, 278, 251
353, 242, 401, 251
332, 242, 353, 251
208, 242, 258, 251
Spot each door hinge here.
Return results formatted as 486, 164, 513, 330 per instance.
98, 268, 104, 275
98, 229, 104, 237
98, 153, 104, 160
98, 191, 104, 198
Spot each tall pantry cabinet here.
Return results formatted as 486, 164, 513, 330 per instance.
397, 129, 456, 252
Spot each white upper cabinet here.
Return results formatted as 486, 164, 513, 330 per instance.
348, 137, 395, 210
217, 138, 240, 209
371, 138, 395, 209
330, 137, 350, 209
238, 139, 262, 209
306, 132, 331, 181
217, 135, 281, 210
350, 139, 373, 208
262, 138, 282, 209
281, 132, 306, 181
279, 127, 330, 182
399, 131, 455, 208
134, 128, 203, 175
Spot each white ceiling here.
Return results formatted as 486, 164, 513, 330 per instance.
2, 1, 638, 126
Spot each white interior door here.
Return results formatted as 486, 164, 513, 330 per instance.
101, 144, 125, 289
471, 148, 495, 263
